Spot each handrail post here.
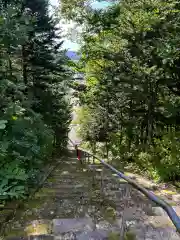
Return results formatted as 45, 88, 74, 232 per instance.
93, 155, 95, 164
86, 152, 90, 164
84, 151, 87, 163
93, 159, 96, 179
100, 165, 104, 194
92, 141, 96, 164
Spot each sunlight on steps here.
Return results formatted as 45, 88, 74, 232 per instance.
26, 220, 51, 236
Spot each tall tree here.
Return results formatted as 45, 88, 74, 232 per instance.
0, 0, 71, 203
70, 0, 180, 181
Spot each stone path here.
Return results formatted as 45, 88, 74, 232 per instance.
2, 146, 180, 240
3, 150, 121, 239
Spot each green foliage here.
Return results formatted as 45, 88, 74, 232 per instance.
0, 163, 27, 200
0, 0, 71, 204
153, 130, 180, 181
0, 120, 7, 130
72, 0, 180, 182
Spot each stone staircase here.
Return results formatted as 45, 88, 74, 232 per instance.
3, 150, 121, 240
2, 149, 180, 239
91, 162, 180, 240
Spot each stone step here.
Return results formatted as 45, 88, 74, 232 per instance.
148, 206, 180, 217
43, 180, 91, 186
89, 167, 104, 172
126, 219, 180, 240
33, 194, 90, 201
76, 230, 109, 240
49, 210, 88, 219
43, 186, 89, 191
52, 170, 90, 174
52, 218, 121, 239
96, 219, 122, 233
94, 177, 114, 182
6, 231, 116, 240
53, 164, 77, 168
53, 190, 89, 196
121, 207, 146, 221
34, 194, 91, 200
145, 215, 178, 229
30, 235, 54, 240
46, 179, 89, 184
6, 235, 54, 240
51, 175, 92, 180
5, 220, 180, 240
43, 184, 89, 189
52, 218, 95, 235
40, 185, 88, 191
109, 200, 158, 212
40, 185, 87, 190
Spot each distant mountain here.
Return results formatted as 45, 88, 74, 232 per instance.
66, 51, 81, 60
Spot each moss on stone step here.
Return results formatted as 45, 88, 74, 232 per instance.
108, 232, 120, 240
124, 231, 136, 240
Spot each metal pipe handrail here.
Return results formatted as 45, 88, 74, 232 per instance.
83, 148, 180, 231
68, 138, 180, 233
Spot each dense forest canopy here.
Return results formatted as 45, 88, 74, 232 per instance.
0, 0, 71, 203
63, 0, 180, 182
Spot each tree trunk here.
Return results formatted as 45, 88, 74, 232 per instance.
147, 79, 158, 145
22, 45, 28, 85
105, 140, 109, 161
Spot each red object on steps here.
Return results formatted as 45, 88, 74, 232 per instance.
75, 145, 82, 164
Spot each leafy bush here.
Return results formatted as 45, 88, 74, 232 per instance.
153, 130, 180, 181
0, 107, 55, 204
136, 152, 152, 168
0, 163, 28, 201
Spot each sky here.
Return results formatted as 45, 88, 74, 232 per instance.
50, 0, 110, 8
91, 1, 111, 9
50, 0, 111, 51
